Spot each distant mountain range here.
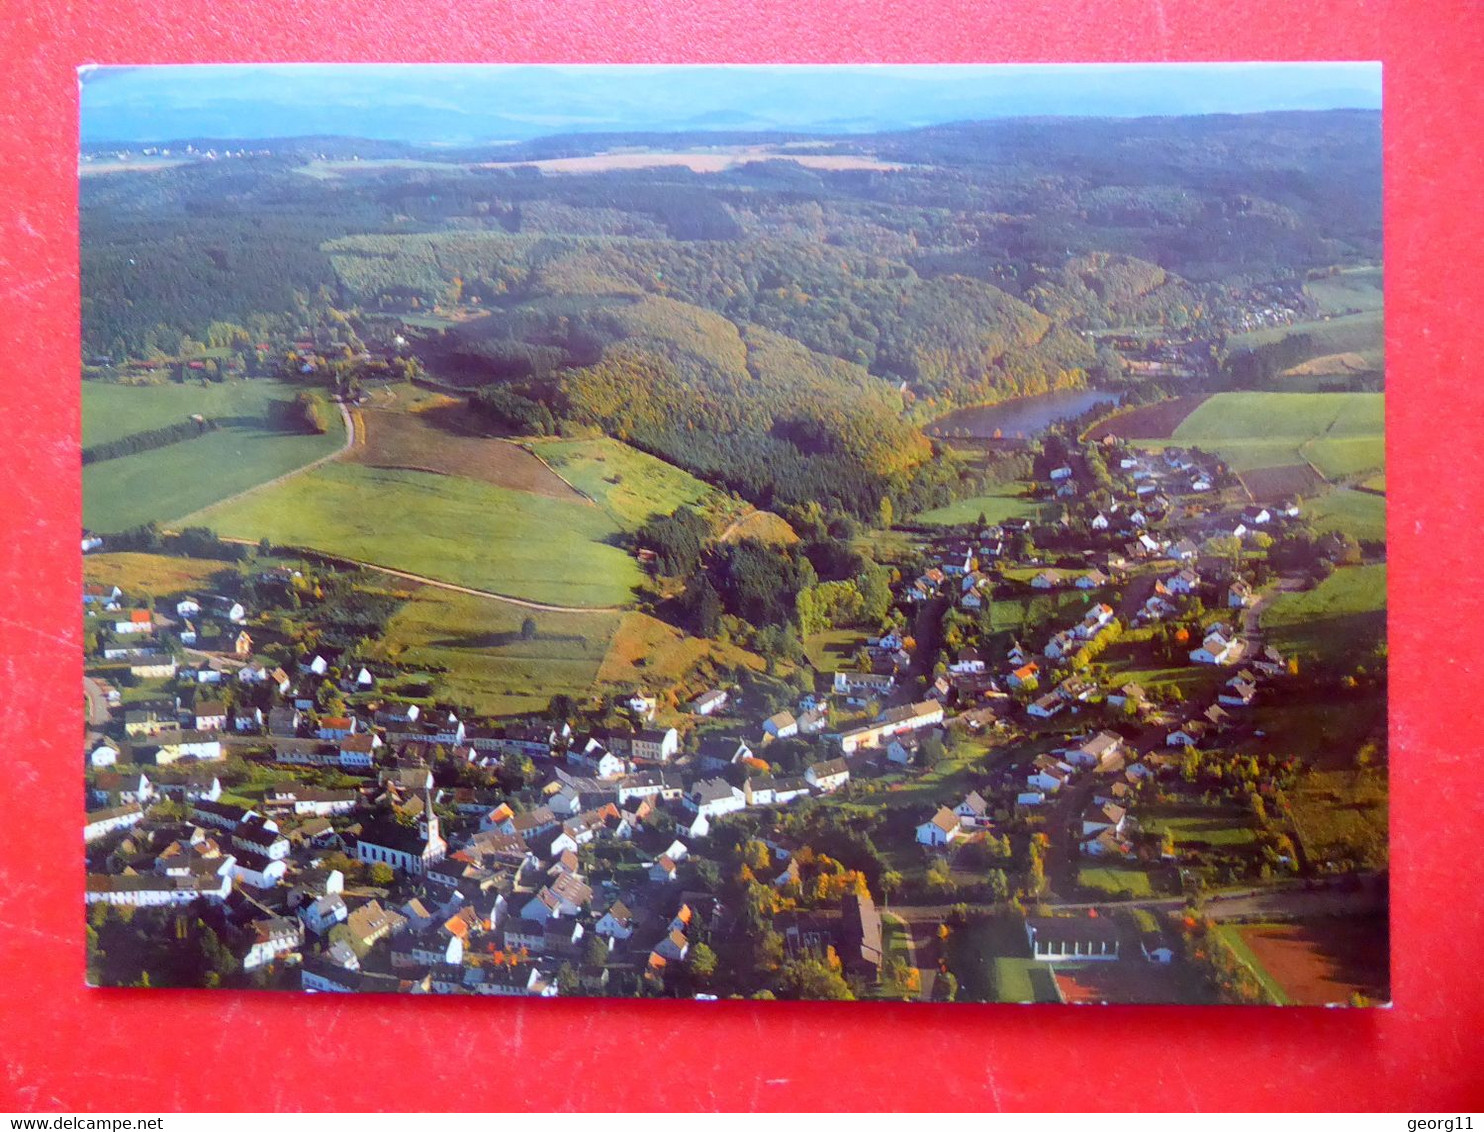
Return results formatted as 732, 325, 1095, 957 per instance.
80, 62, 1382, 146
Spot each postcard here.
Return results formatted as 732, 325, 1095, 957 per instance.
80, 62, 1386, 1004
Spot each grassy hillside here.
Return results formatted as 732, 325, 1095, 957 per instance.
532, 437, 722, 529
83, 551, 238, 596
82, 379, 345, 531
1261, 563, 1386, 664
1304, 267, 1383, 316
191, 462, 642, 608
378, 587, 619, 717
1305, 489, 1386, 543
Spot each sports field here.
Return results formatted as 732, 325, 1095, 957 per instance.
192, 462, 642, 608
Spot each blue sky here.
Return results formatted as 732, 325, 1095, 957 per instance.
80, 62, 1382, 145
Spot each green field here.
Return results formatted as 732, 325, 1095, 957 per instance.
1140, 803, 1259, 848
1228, 309, 1384, 352
379, 588, 620, 716
1163, 391, 1384, 477
1261, 563, 1386, 664
1306, 488, 1387, 543
803, 628, 869, 672
192, 462, 642, 608
944, 916, 1060, 1004
533, 436, 721, 529
1077, 864, 1155, 897
915, 484, 1044, 527
82, 379, 345, 531
1304, 268, 1384, 317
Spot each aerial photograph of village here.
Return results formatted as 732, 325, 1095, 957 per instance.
80, 63, 1387, 1005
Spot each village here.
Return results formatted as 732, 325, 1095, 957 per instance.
81, 408, 1385, 1005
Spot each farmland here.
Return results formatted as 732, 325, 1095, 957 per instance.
532, 436, 722, 529
1085, 395, 1209, 441
1261, 563, 1387, 664
1237, 464, 1326, 504
82, 379, 346, 531
914, 484, 1045, 527
1227, 308, 1383, 353
1139, 802, 1258, 849
350, 408, 586, 501
1163, 391, 1383, 477
192, 462, 642, 608
1225, 917, 1390, 1005
377, 587, 620, 717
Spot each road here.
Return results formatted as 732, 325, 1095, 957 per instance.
83, 676, 112, 727
885, 873, 1386, 925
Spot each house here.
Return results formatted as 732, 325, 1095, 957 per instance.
885, 733, 921, 766
838, 891, 884, 979
1228, 580, 1254, 608
915, 807, 963, 847
345, 900, 406, 950
832, 670, 896, 700
113, 610, 155, 635
948, 646, 986, 675
595, 901, 635, 941
1016, 791, 1046, 807
1049, 465, 1073, 481
805, 758, 850, 793
762, 711, 798, 740
241, 917, 303, 971
1065, 731, 1124, 768
1090, 512, 1110, 531
649, 855, 680, 884
89, 742, 120, 769
1027, 755, 1072, 794
953, 791, 992, 828
1077, 603, 1116, 638
1030, 570, 1064, 590
85, 871, 232, 907
685, 778, 745, 819
1190, 626, 1241, 666
1025, 916, 1121, 961
688, 689, 728, 716
84, 583, 122, 607
1165, 568, 1202, 595
1076, 568, 1110, 590
1027, 692, 1065, 719
1043, 630, 1078, 660
1171, 538, 1200, 561
1166, 722, 1208, 748
1241, 506, 1273, 526
698, 736, 752, 771
631, 727, 679, 763
299, 893, 349, 935
624, 690, 658, 720
84, 804, 145, 842
796, 707, 829, 735
193, 700, 227, 731
1007, 661, 1040, 690
1220, 676, 1259, 707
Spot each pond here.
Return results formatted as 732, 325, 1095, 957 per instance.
927, 387, 1123, 441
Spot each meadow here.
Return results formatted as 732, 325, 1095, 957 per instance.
913, 483, 1045, 527
83, 551, 238, 597
192, 462, 642, 608
1227, 308, 1383, 352
1304, 488, 1387, 543
1164, 391, 1384, 477
1303, 267, 1384, 316
378, 587, 620, 717
82, 379, 345, 531
1260, 562, 1387, 664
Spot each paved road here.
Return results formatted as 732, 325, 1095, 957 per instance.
83, 676, 112, 727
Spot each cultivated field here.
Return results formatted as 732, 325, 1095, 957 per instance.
1229, 917, 1390, 1005
1165, 391, 1384, 477
83, 551, 237, 596
1237, 464, 1327, 504
82, 379, 346, 531
532, 436, 721, 528
1228, 308, 1383, 352
193, 462, 642, 608
1085, 395, 1209, 441
1261, 563, 1387, 664
378, 587, 620, 717
351, 408, 586, 501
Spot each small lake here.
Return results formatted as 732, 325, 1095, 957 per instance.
927, 387, 1124, 440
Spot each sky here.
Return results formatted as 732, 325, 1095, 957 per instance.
79, 62, 1382, 146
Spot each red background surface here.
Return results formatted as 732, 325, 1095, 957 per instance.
3, 0, 1482, 1112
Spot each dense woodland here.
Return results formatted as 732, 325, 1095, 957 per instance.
83, 111, 1381, 520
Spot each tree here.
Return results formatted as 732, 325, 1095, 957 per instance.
369, 863, 395, 887
778, 956, 855, 1001
878, 496, 894, 529
556, 962, 580, 996
521, 616, 538, 641
583, 932, 610, 969
687, 942, 718, 983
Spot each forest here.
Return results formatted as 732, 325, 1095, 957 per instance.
82, 110, 1381, 520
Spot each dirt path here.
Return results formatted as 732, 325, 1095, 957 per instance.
321, 558, 628, 614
